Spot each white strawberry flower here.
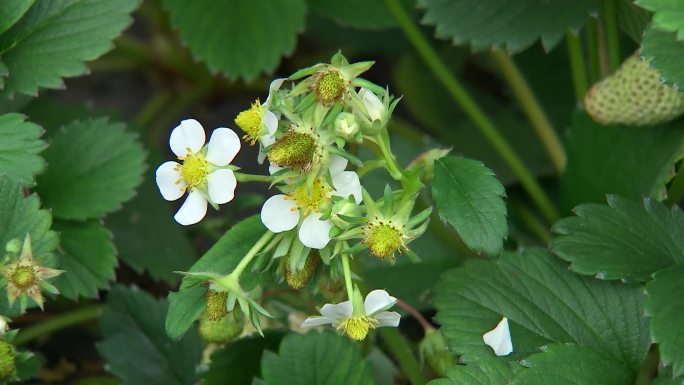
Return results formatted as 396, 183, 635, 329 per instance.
156, 119, 241, 226
302, 289, 400, 341
482, 316, 513, 356
260, 155, 361, 249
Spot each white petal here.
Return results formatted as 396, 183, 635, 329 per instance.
483, 317, 513, 356
269, 163, 284, 175
257, 134, 276, 165
174, 190, 208, 226
364, 289, 397, 315
331, 171, 362, 203
155, 161, 185, 201
328, 154, 348, 175
265, 78, 286, 106
299, 213, 333, 249
207, 169, 237, 204
206, 127, 240, 166
302, 316, 337, 327
375, 311, 401, 327
261, 195, 300, 233
170, 119, 206, 158
359, 88, 384, 121
320, 301, 353, 320
262, 109, 278, 136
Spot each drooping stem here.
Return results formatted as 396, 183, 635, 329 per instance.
379, 328, 427, 385
566, 31, 588, 102
375, 131, 404, 181
603, 0, 620, 71
385, 0, 560, 223
397, 300, 433, 334
14, 305, 105, 346
341, 254, 355, 300
490, 49, 566, 173
228, 231, 275, 280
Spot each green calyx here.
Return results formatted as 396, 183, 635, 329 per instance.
585, 53, 684, 126
205, 290, 228, 321
267, 130, 318, 170
198, 311, 244, 344
0, 341, 15, 380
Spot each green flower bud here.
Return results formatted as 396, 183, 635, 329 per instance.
198, 311, 244, 344
420, 330, 455, 377
4, 239, 21, 255
0, 340, 16, 380
333, 112, 359, 140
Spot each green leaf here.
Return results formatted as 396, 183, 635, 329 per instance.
551, 196, 684, 281
52, 220, 117, 300
163, 0, 306, 81
417, 0, 599, 53
637, 0, 684, 39
0, 0, 34, 36
106, 174, 196, 284
642, 27, 684, 91
203, 332, 284, 385
165, 215, 267, 339
0, 176, 57, 256
36, 117, 145, 220
429, 359, 514, 385
433, 248, 650, 371
617, 0, 654, 42
0, 0, 140, 97
645, 264, 684, 376
0, 113, 45, 185
99, 285, 202, 385
308, 0, 397, 30
560, 112, 684, 212
260, 330, 377, 385
432, 157, 507, 256
512, 344, 634, 385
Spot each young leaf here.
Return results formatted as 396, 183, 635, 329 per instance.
203, 332, 284, 385
260, 330, 377, 385
433, 248, 650, 371
512, 344, 633, 385
99, 285, 202, 385
432, 157, 507, 256
417, 0, 599, 53
429, 359, 514, 385
642, 27, 684, 92
52, 220, 117, 300
636, 0, 684, 39
36, 117, 145, 220
0, 0, 141, 97
645, 264, 684, 377
0, 113, 45, 185
551, 196, 684, 281
163, 0, 306, 82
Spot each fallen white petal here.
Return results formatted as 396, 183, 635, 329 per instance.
174, 190, 208, 226
299, 213, 333, 249
364, 289, 397, 315
207, 169, 237, 204
261, 195, 300, 233
170, 119, 205, 158
375, 311, 401, 327
483, 317, 513, 356
206, 127, 241, 166
331, 171, 362, 203
155, 161, 185, 201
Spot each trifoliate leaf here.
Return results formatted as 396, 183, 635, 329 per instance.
0, 0, 34, 36
203, 332, 284, 385
432, 157, 507, 256
560, 112, 684, 211
551, 196, 684, 281
165, 215, 267, 340
163, 0, 306, 81
645, 264, 684, 376
36, 117, 145, 220
260, 330, 377, 385
0, 0, 140, 97
417, 0, 599, 53
642, 27, 684, 91
637, 0, 684, 39
0, 113, 45, 185
433, 248, 650, 371
308, 0, 397, 30
429, 359, 514, 385
0, 176, 57, 256
99, 285, 202, 385
52, 220, 117, 300
512, 344, 634, 385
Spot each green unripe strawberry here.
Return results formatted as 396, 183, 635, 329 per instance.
198, 311, 244, 344
419, 329, 455, 377
0, 341, 16, 380
585, 53, 684, 126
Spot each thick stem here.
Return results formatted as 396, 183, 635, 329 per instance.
341, 254, 355, 301
14, 305, 104, 346
375, 132, 404, 181
566, 31, 588, 102
385, 0, 560, 223
491, 49, 566, 173
379, 328, 427, 385
228, 231, 274, 280
603, 0, 620, 71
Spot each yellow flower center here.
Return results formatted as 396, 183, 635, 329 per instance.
267, 130, 317, 170
337, 316, 378, 341
235, 99, 265, 145
367, 222, 404, 259
289, 179, 330, 214
10, 266, 36, 289
179, 153, 208, 188
315, 70, 346, 105
206, 290, 228, 321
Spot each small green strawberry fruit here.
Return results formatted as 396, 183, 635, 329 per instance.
198, 311, 244, 344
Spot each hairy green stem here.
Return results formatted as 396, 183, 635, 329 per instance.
385, 0, 559, 223
229, 231, 274, 279
375, 132, 404, 181
490, 49, 566, 173
379, 328, 426, 385
341, 254, 355, 300
603, 0, 620, 71
234, 173, 273, 183
14, 305, 105, 346
566, 32, 588, 102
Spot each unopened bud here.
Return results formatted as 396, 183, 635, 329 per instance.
198, 311, 244, 344
4, 239, 21, 255
420, 330, 455, 377
334, 112, 360, 139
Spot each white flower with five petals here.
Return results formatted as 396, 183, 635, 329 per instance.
260, 155, 361, 249
156, 119, 241, 226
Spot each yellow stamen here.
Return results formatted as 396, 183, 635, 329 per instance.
235, 99, 265, 145
289, 179, 330, 214
180, 153, 208, 188
337, 316, 379, 341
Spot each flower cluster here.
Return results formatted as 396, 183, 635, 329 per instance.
155, 52, 441, 341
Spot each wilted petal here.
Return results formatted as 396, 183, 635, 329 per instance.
331, 171, 362, 203
375, 311, 401, 327
170, 119, 205, 158
156, 161, 186, 201
364, 289, 397, 315
207, 169, 237, 204
483, 317, 513, 356
299, 213, 333, 249
174, 190, 208, 226
206, 127, 241, 166
261, 195, 300, 233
